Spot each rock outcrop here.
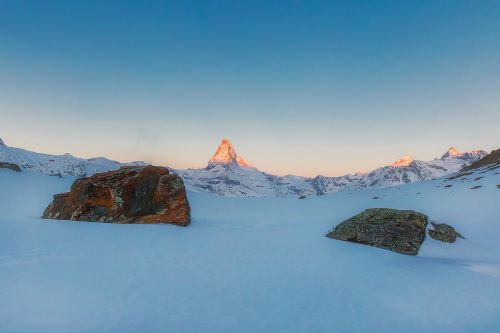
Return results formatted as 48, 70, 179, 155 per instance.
326, 208, 428, 255
0, 161, 21, 172
428, 222, 463, 243
42, 166, 190, 226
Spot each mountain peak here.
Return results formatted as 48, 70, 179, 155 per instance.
440, 147, 487, 161
445, 147, 460, 157
441, 147, 462, 159
390, 155, 414, 167
208, 138, 253, 168
0, 137, 5, 146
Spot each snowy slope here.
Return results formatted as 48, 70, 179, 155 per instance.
0, 137, 145, 177
0, 163, 499, 332
178, 140, 488, 197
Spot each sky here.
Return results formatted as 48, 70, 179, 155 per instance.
0, 0, 499, 177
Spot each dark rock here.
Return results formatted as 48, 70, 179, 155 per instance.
428, 222, 463, 243
42, 166, 190, 226
0, 162, 21, 172
326, 208, 428, 255
470, 185, 482, 190
298, 195, 307, 199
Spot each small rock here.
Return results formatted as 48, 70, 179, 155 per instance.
0, 162, 21, 172
298, 195, 307, 199
428, 222, 463, 243
470, 185, 482, 190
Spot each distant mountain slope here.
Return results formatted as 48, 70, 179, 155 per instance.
177, 139, 488, 197
461, 148, 500, 172
0, 136, 489, 197
0, 137, 145, 177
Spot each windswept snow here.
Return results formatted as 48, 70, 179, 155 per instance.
0, 166, 499, 333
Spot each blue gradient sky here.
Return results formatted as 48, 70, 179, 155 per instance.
1, 0, 499, 176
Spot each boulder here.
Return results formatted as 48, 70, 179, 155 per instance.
0, 162, 21, 172
42, 166, 190, 226
428, 222, 463, 243
326, 208, 428, 255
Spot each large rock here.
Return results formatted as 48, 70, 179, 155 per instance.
428, 222, 463, 243
0, 161, 21, 172
42, 166, 190, 226
326, 208, 428, 255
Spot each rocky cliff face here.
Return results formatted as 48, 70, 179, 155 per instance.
42, 166, 190, 226
208, 138, 253, 168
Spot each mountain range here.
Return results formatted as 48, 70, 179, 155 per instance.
0, 137, 144, 177
176, 138, 487, 197
0, 136, 488, 197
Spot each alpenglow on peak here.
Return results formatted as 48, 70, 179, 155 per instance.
390, 155, 414, 167
208, 138, 253, 168
442, 147, 461, 159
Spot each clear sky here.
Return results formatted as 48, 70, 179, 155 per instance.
1, 0, 499, 176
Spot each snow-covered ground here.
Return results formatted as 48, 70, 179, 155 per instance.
0, 168, 499, 333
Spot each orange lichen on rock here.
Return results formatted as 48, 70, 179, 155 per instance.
42, 166, 190, 226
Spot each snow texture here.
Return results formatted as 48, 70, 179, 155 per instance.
0, 164, 499, 333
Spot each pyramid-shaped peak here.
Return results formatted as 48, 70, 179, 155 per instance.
441, 147, 462, 159
0, 137, 5, 146
447, 147, 460, 156
208, 138, 253, 168
390, 155, 414, 167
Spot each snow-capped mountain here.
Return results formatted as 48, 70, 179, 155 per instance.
208, 138, 253, 168
0, 136, 488, 197
0, 137, 145, 177
177, 139, 488, 197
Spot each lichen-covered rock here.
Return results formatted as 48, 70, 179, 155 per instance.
42, 166, 190, 226
428, 222, 463, 243
326, 208, 428, 255
0, 162, 21, 172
